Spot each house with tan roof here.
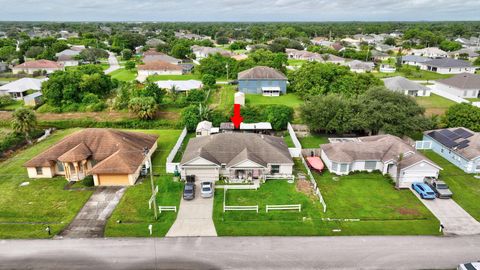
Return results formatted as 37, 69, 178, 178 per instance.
180, 133, 293, 182
24, 129, 158, 186
320, 135, 441, 188
12, 60, 64, 74
137, 60, 184, 82
142, 49, 181, 65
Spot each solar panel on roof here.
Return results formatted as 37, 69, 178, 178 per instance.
429, 131, 458, 148
439, 129, 461, 140
453, 128, 474, 139
456, 140, 469, 149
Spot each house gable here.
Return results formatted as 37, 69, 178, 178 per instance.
182, 156, 219, 167
229, 159, 266, 168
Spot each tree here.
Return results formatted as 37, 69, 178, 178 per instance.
202, 74, 216, 87
240, 49, 288, 73
78, 48, 108, 63
121, 49, 133, 60
262, 105, 294, 130
439, 40, 462, 52
170, 40, 192, 59
125, 61, 136, 70
185, 89, 206, 103
25, 46, 44, 59
384, 37, 396, 46
136, 82, 165, 104
11, 108, 37, 144
216, 36, 229, 45
444, 103, 480, 132
0, 46, 17, 62
182, 105, 201, 131
198, 53, 238, 78
128, 97, 158, 120
474, 57, 480, 66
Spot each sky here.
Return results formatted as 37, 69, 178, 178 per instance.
1, 0, 479, 22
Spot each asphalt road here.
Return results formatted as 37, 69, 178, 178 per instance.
1, 236, 479, 270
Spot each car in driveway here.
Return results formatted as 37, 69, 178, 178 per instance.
412, 182, 436, 200
424, 177, 453, 199
183, 182, 195, 200
201, 182, 213, 198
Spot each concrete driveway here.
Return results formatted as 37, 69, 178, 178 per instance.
166, 181, 217, 237
104, 51, 120, 74
58, 187, 126, 238
410, 188, 480, 235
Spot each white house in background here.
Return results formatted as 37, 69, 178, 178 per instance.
401, 55, 430, 67
420, 58, 475, 74
383, 76, 430, 97
195, 121, 219, 137
345, 60, 375, 73
191, 45, 231, 60
11, 60, 63, 74
0, 78, 47, 100
411, 47, 448, 58
449, 48, 479, 61
180, 133, 293, 182
137, 60, 183, 77
55, 49, 82, 66
320, 135, 441, 188
435, 73, 480, 99
155, 80, 203, 92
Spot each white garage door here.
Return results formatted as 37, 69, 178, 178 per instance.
400, 171, 436, 187
184, 168, 218, 182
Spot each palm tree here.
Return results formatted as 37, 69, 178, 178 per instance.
11, 108, 37, 144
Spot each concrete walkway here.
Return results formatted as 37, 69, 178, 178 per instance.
166, 181, 217, 237
104, 51, 120, 74
410, 188, 480, 235
58, 187, 126, 238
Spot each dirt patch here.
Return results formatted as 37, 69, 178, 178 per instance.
396, 207, 421, 216
296, 179, 312, 195
424, 108, 446, 116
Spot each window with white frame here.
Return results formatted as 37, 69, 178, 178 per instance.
332, 162, 339, 172
271, 165, 280, 174
340, 163, 349, 173
365, 161, 377, 170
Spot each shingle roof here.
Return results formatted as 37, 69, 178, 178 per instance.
423, 58, 472, 68
383, 76, 428, 92
436, 73, 480, 89
424, 127, 480, 160
181, 133, 293, 167
138, 60, 183, 71
401, 55, 430, 63
24, 129, 158, 175
237, 66, 287, 80
13, 60, 63, 69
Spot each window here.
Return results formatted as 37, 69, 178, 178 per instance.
35, 167, 43, 175
340, 164, 349, 173
56, 162, 64, 172
332, 162, 339, 171
364, 161, 376, 170
221, 164, 226, 169
271, 165, 280, 174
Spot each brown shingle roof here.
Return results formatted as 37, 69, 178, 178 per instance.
237, 66, 287, 80
24, 129, 158, 174
137, 60, 183, 71
14, 60, 63, 69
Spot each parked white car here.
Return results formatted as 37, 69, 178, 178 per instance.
201, 182, 213, 198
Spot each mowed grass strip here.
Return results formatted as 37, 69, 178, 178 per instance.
245, 93, 303, 108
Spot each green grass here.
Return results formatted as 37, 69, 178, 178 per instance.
109, 68, 137, 81
0, 100, 24, 111
0, 128, 13, 140
0, 77, 18, 82
422, 151, 480, 221
148, 74, 200, 82
283, 133, 296, 148
288, 59, 308, 66
105, 129, 183, 237
0, 129, 93, 238
373, 65, 454, 81
173, 132, 194, 162
298, 134, 329, 148
466, 98, 480, 102
245, 93, 303, 108
208, 85, 236, 112
415, 94, 457, 116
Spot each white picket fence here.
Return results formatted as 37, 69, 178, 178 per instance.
165, 127, 188, 173
266, 204, 301, 212
158, 206, 177, 213
300, 155, 327, 213
287, 122, 302, 157
224, 205, 259, 212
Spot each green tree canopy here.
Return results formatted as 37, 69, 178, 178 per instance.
444, 103, 480, 132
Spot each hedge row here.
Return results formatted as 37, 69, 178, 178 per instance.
37, 118, 183, 130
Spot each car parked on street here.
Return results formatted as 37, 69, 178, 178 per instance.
412, 182, 436, 200
183, 182, 195, 200
424, 177, 453, 199
201, 181, 214, 198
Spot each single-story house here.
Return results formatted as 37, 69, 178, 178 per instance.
383, 76, 430, 96
345, 60, 375, 73
237, 66, 287, 96
180, 133, 293, 182
435, 73, 480, 99
420, 58, 475, 74
155, 80, 202, 92
401, 55, 430, 67
411, 47, 448, 58
321, 135, 442, 188
371, 50, 390, 61
24, 128, 158, 186
449, 48, 479, 61
12, 60, 63, 74
0, 77, 47, 100
137, 61, 184, 77
191, 45, 231, 60
55, 49, 81, 66
145, 38, 166, 48
143, 49, 181, 65
423, 128, 480, 174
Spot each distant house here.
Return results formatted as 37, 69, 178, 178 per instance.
137, 60, 183, 77
155, 80, 203, 92
345, 60, 375, 73
449, 48, 479, 61
420, 58, 475, 74
12, 60, 63, 74
411, 47, 448, 58
24, 129, 158, 186
55, 49, 81, 66
195, 121, 219, 137
435, 73, 480, 98
379, 64, 396, 73
23, 91, 43, 107
142, 49, 181, 64
383, 76, 430, 96
145, 38, 166, 48
191, 45, 231, 60
0, 78, 47, 100
401, 55, 430, 67
423, 128, 480, 174
371, 50, 390, 61
320, 135, 441, 188
237, 66, 287, 96
179, 133, 293, 182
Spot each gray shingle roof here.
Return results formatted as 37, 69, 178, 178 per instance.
423, 58, 472, 68
383, 76, 428, 92
238, 66, 287, 80
401, 55, 430, 63
436, 73, 480, 89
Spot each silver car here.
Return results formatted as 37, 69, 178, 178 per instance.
200, 182, 213, 198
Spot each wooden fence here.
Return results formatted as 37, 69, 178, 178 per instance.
266, 204, 301, 212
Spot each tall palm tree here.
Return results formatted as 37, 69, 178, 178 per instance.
11, 108, 37, 144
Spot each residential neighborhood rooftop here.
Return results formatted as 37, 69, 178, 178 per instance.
436, 73, 480, 89
383, 76, 429, 92
237, 66, 287, 80
422, 58, 473, 68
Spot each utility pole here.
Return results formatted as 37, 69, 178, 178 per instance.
144, 147, 158, 220
226, 63, 229, 80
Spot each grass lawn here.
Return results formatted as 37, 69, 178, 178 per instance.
208, 85, 236, 112
0, 77, 18, 82
173, 132, 194, 162
0, 100, 24, 111
466, 98, 480, 102
0, 129, 94, 238
245, 93, 303, 108
0, 128, 13, 140
422, 151, 480, 221
298, 134, 330, 148
109, 68, 137, 81
283, 133, 296, 148
148, 74, 200, 82
288, 59, 308, 66
373, 65, 454, 81
105, 129, 184, 237
415, 94, 457, 116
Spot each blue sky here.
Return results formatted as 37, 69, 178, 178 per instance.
1, 0, 479, 21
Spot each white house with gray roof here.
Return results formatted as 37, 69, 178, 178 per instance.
435, 73, 480, 98
180, 133, 293, 182
401, 55, 430, 67
420, 58, 475, 74
321, 135, 441, 188
383, 76, 430, 96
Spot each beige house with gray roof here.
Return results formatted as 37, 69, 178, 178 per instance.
321, 135, 441, 188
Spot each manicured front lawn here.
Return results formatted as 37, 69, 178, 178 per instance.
298, 134, 329, 148
245, 93, 303, 108
148, 74, 200, 82
0, 129, 93, 238
109, 68, 137, 81
105, 129, 183, 237
415, 94, 457, 116
423, 151, 480, 221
